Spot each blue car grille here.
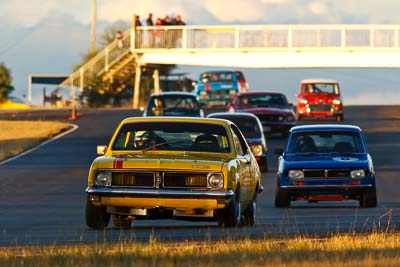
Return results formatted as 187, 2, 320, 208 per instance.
302, 169, 351, 179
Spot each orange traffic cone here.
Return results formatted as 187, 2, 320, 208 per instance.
69, 104, 78, 121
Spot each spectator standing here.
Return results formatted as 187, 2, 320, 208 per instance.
161, 16, 173, 48
172, 15, 186, 48
135, 15, 142, 26
116, 30, 124, 49
173, 15, 186, 25
154, 17, 163, 47
162, 15, 171, 25
146, 13, 154, 47
146, 13, 153, 26
135, 15, 142, 47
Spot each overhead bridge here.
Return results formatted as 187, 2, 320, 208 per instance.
55, 24, 400, 108
133, 24, 400, 68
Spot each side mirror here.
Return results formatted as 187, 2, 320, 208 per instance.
274, 148, 284, 155
97, 145, 107, 155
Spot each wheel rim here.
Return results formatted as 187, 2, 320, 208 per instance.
235, 196, 241, 225
251, 200, 257, 222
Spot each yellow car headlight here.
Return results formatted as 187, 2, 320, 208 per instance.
95, 171, 112, 186
207, 173, 223, 188
251, 145, 263, 157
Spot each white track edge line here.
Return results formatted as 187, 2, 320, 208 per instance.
0, 123, 79, 166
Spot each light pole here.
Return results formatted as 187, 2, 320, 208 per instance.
90, 0, 97, 54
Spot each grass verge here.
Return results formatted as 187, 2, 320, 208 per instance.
0, 233, 399, 266
0, 120, 71, 161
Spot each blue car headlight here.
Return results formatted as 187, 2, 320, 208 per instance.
288, 170, 304, 179
350, 169, 365, 178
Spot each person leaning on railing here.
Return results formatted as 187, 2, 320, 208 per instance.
172, 15, 186, 48
146, 13, 155, 48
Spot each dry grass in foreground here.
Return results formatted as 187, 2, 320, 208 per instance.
0, 233, 399, 267
0, 120, 71, 161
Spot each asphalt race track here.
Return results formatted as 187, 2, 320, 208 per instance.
0, 106, 399, 246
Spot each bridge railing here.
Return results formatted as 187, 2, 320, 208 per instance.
57, 24, 400, 102
59, 30, 131, 96
133, 24, 400, 51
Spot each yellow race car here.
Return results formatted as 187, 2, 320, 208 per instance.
85, 117, 263, 229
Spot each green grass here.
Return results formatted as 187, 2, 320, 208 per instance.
0, 120, 71, 161
1, 233, 399, 266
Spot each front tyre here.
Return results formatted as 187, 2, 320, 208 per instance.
217, 189, 241, 227
360, 184, 378, 208
243, 191, 257, 226
274, 182, 290, 208
336, 114, 344, 122
260, 158, 268, 173
85, 197, 110, 229
296, 110, 302, 121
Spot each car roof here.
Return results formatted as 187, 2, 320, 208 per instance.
200, 70, 237, 74
120, 116, 233, 127
290, 124, 362, 133
301, 78, 339, 84
207, 112, 259, 120
150, 91, 197, 97
236, 91, 285, 97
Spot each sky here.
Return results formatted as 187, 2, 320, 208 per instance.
1, 0, 400, 105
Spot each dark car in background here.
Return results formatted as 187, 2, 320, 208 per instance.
274, 124, 377, 208
194, 70, 248, 107
227, 92, 296, 136
207, 112, 268, 172
143, 92, 204, 117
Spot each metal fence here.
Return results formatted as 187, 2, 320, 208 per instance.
134, 25, 400, 51
59, 30, 132, 95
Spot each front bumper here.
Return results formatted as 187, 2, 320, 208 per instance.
86, 187, 234, 209
280, 184, 373, 197
297, 105, 343, 118
261, 123, 295, 134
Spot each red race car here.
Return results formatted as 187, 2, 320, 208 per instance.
296, 79, 344, 122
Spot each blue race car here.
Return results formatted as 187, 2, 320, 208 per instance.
194, 70, 248, 107
274, 124, 377, 208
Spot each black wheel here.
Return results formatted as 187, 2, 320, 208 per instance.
260, 158, 268, 173
296, 110, 302, 121
243, 191, 257, 226
85, 197, 110, 229
274, 182, 290, 208
360, 184, 378, 208
217, 189, 241, 227
112, 215, 132, 228
336, 114, 344, 122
